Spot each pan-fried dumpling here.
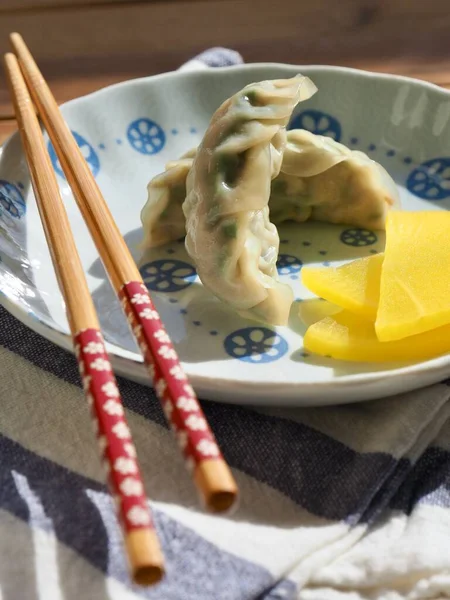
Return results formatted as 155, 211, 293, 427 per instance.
140, 148, 195, 248
183, 75, 317, 326
269, 130, 400, 228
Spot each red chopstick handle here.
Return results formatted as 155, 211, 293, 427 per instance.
74, 328, 155, 532
119, 281, 223, 472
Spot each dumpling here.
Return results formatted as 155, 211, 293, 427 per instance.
269, 130, 400, 229
141, 130, 399, 250
140, 148, 195, 248
140, 78, 400, 326
183, 75, 317, 326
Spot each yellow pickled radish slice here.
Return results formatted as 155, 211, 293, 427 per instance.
301, 253, 383, 320
298, 298, 341, 327
304, 309, 450, 362
376, 211, 450, 341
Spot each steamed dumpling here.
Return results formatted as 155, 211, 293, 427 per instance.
140, 76, 400, 327
140, 148, 195, 248
270, 130, 400, 228
141, 131, 399, 250
183, 75, 317, 326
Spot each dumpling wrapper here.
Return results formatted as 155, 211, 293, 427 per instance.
270, 130, 400, 230
182, 75, 317, 326
140, 148, 196, 248
141, 130, 400, 251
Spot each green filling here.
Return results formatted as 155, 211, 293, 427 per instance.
244, 89, 262, 106
221, 220, 237, 239
218, 247, 229, 272
217, 152, 246, 188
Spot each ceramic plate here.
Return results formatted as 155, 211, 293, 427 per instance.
1, 63, 450, 406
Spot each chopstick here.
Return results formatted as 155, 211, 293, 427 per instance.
3, 52, 164, 586
10, 33, 238, 513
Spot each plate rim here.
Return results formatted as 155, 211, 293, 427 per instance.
46, 62, 450, 109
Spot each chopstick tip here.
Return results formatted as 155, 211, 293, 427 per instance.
10, 32, 22, 44
134, 564, 165, 587
195, 459, 239, 514
3, 52, 19, 78
208, 489, 239, 513
126, 529, 165, 586
9, 32, 25, 55
3, 52, 15, 64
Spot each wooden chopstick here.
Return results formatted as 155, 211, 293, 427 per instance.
3, 52, 165, 587
10, 33, 238, 513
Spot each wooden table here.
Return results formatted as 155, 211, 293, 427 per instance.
1, 0, 450, 145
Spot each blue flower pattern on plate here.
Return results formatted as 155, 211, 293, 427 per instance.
140, 260, 196, 292
48, 132, 100, 179
406, 157, 450, 200
127, 118, 166, 155
0, 180, 26, 219
276, 254, 303, 275
340, 228, 377, 246
6, 108, 431, 373
224, 327, 288, 363
289, 110, 342, 141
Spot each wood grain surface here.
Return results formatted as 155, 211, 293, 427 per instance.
1, 0, 450, 142
0, 119, 17, 145
0, 0, 206, 11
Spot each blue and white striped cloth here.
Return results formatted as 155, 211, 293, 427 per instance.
0, 49, 449, 600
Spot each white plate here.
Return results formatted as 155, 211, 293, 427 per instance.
1, 63, 450, 406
